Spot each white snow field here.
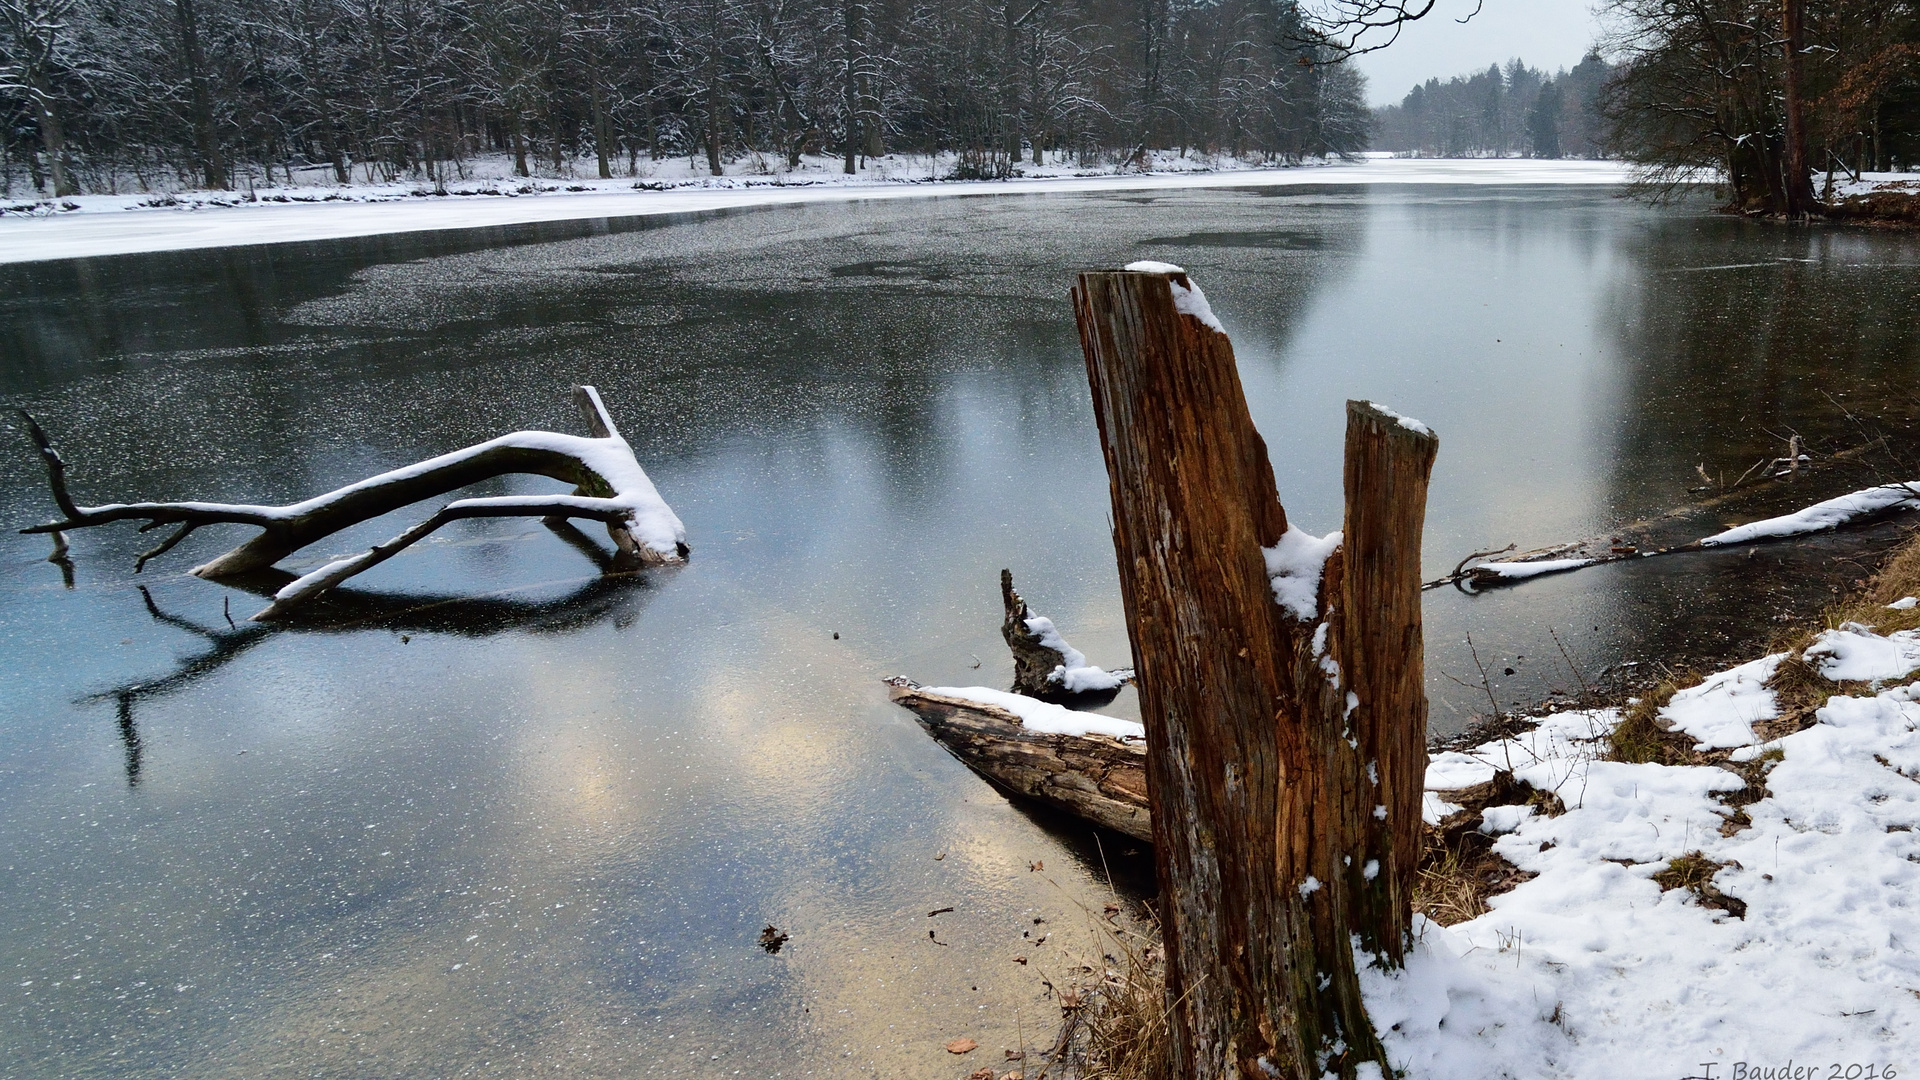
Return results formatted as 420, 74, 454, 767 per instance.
0, 157, 1631, 265
1375, 624, 1920, 1079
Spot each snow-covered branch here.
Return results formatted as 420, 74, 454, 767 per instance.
18, 385, 687, 620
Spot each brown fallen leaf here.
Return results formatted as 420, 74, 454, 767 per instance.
1103, 902, 1121, 917
1005, 1050, 1026, 1061
1011, 955, 1027, 965
965, 1070, 993, 1080
935, 852, 947, 861
758, 925, 789, 954
1028, 860, 1043, 872
1002, 1072, 1024, 1080
946, 1038, 979, 1054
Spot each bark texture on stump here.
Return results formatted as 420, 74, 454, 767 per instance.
1001, 568, 1068, 697
1338, 400, 1438, 964
1072, 269, 1391, 1080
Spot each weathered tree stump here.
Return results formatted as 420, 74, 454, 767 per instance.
1073, 267, 1435, 1080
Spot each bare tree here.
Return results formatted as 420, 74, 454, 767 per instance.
0, 0, 79, 194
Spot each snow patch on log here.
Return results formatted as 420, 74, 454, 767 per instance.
1467, 557, 1594, 580
1364, 400, 1432, 437
1700, 481, 1920, 547
1022, 614, 1127, 694
916, 685, 1146, 741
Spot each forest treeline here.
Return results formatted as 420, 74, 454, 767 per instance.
1603, 0, 1920, 215
0, 0, 1373, 196
1370, 54, 1616, 159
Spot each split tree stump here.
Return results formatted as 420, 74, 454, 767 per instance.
1073, 269, 1436, 1080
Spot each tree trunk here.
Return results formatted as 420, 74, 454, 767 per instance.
173, 0, 225, 190
1780, 0, 1818, 216
705, 71, 724, 175
31, 75, 76, 197
1073, 269, 1393, 1080
1003, 0, 1021, 162
1336, 401, 1437, 963
590, 76, 612, 179
511, 111, 530, 177
842, 0, 858, 174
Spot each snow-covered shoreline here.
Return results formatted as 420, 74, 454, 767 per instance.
0, 157, 1634, 265
1374, 617, 1920, 1077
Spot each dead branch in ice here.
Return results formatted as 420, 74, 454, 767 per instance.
1429, 478, 1920, 592
1000, 568, 1133, 701
17, 386, 687, 621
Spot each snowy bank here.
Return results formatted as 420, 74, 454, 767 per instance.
1373, 626, 1920, 1078
0, 157, 1632, 265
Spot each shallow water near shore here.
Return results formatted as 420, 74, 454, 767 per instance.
3, 185, 1919, 1077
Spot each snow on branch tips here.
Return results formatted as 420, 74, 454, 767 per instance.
16, 386, 687, 621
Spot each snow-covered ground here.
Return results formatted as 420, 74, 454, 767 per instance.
1833, 171, 1920, 201
1372, 616, 1920, 1078
0, 155, 1632, 265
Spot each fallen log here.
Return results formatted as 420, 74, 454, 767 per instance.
884, 677, 1150, 842
16, 386, 687, 621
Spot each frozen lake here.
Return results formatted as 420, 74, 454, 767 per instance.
3, 184, 1919, 1076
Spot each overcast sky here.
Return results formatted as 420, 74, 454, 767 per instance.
1347, 0, 1606, 107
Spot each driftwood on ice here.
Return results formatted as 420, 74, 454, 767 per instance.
17, 385, 686, 621
884, 677, 1150, 841
887, 571, 1145, 839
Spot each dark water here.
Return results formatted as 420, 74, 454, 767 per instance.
3, 186, 1919, 1077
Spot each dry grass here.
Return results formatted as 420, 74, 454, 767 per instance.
1414, 831, 1537, 926
1038, 901, 1170, 1080
1606, 674, 1706, 765
1651, 851, 1748, 918
1413, 771, 1554, 927
1069, 923, 1170, 1080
